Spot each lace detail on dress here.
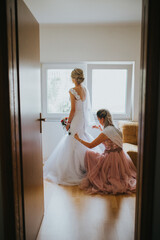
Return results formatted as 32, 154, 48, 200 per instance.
103, 138, 121, 152
69, 88, 81, 100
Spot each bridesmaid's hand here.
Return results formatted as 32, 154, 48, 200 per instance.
74, 133, 79, 140
92, 125, 102, 131
92, 125, 99, 129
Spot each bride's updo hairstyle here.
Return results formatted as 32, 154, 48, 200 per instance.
71, 68, 85, 85
97, 109, 114, 128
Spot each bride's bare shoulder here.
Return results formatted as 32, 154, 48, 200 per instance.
73, 86, 79, 90
72, 86, 81, 94
73, 86, 86, 92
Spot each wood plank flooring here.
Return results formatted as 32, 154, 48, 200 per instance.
37, 180, 136, 240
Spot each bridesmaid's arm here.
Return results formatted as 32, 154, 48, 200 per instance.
74, 133, 108, 149
66, 92, 75, 130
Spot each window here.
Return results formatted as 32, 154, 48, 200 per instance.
42, 64, 86, 120
92, 69, 127, 113
42, 62, 133, 121
47, 69, 72, 114
87, 63, 133, 119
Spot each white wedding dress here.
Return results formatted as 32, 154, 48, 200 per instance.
43, 86, 101, 185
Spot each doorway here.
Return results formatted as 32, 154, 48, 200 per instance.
1, 0, 160, 240
24, 1, 141, 239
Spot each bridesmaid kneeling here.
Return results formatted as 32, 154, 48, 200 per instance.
74, 109, 136, 195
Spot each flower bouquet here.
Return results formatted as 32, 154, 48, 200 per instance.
61, 117, 71, 135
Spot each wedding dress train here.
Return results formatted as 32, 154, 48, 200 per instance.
43, 86, 101, 185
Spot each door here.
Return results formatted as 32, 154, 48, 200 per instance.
135, 0, 160, 239
0, 0, 24, 239
17, 0, 44, 239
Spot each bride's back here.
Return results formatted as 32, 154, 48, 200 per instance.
69, 86, 88, 133
73, 86, 86, 102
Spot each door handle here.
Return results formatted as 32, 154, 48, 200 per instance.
38, 113, 46, 133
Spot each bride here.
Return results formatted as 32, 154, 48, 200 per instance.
43, 68, 101, 185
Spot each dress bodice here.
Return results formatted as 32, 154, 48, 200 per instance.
69, 86, 96, 136
69, 88, 81, 101
102, 126, 123, 151
103, 138, 122, 152
69, 88, 86, 112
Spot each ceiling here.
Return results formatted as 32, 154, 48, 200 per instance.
23, 0, 142, 24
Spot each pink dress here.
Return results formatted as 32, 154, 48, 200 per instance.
80, 137, 136, 195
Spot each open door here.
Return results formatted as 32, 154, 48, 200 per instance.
17, 0, 44, 239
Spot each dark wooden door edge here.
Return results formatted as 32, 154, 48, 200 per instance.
135, 0, 160, 239
0, 0, 25, 239
135, 0, 148, 239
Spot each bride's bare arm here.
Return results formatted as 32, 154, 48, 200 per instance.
66, 92, 75, 130
74, 133, 108, 149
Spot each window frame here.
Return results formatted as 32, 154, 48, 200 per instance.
41, 63, 87, 121
87, 63, 133, 120
42, 62, 134, 121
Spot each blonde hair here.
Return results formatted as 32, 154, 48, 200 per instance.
97, 109, 113, 128
71, 68, 84, 85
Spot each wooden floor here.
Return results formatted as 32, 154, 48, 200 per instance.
37, 180, 136, 240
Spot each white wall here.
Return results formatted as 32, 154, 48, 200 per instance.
40, 23, 141, 161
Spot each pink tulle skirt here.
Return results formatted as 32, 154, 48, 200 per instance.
80, 149, 137, 195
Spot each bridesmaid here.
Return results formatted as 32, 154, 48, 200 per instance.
74, 109, 136, 195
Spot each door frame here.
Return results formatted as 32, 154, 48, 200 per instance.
135, 0, 160, 239
0, 0, 159, 239
0, 0, 24, 239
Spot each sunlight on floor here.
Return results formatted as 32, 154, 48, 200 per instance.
37, 180, 135, 240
